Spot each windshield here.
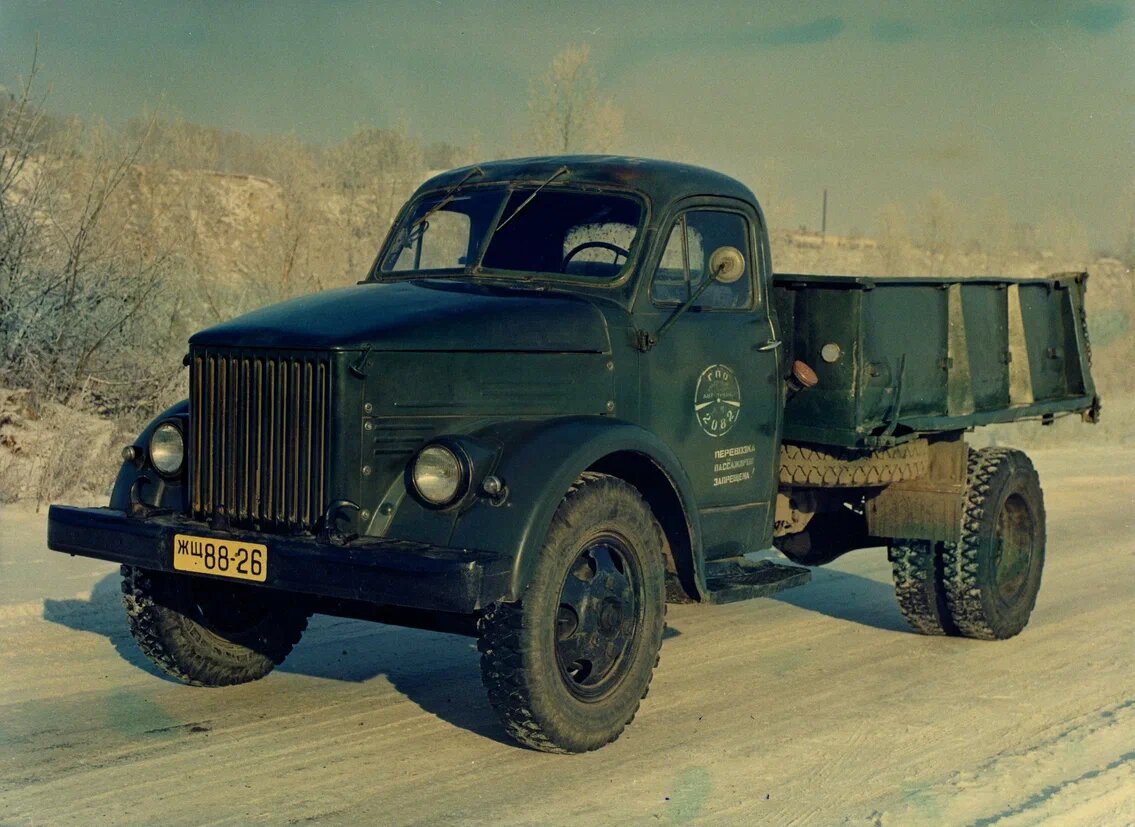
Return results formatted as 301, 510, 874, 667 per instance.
378, 186, 644, 281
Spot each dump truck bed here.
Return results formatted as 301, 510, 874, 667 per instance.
773, 272, 1099, 449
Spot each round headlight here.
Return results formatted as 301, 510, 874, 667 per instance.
149, 421, 185, 477
412, 445, 465, 506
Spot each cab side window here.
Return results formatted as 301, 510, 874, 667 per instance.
650, 211, 752, 309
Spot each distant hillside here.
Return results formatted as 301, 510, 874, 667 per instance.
75, 162, 1135, 406
2, 158, 1132, 505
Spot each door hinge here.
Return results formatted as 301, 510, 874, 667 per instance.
633, 329, 657, 352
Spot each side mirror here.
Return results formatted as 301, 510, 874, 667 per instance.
640, 245, 749, 351
709, 246, 745, 283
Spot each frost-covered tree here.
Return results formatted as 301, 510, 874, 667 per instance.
522, 45, 624, 155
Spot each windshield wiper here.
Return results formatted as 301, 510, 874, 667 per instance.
492, 165, 569, 234
408, 166, 484, 234
369, 166, 485, 282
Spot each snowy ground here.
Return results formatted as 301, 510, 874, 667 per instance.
1, 447, 1132, 826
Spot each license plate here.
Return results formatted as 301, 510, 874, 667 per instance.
173, 533, 268, 583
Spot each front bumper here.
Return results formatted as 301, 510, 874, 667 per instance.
47, 505, 511, 614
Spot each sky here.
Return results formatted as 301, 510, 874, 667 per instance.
1, 1, 1133, 247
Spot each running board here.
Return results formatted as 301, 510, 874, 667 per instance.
703, 557, 812, 604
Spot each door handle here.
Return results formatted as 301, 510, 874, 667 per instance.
757, 339, 782, 352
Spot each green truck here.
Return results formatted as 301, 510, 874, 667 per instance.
48, 156, 1099, 753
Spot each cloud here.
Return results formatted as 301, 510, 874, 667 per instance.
870, 20, 919, 44
746, 16, 846, 47
1070, 3, 1129, 33
942, 3, 1130, 36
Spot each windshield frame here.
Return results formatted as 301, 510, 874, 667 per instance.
369, 181, 652, 289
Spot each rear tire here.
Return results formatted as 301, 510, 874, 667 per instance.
888, 540, 956, 635
121, 566, 309, 686
942, 449, 1046, 640
477, 473, 666, 753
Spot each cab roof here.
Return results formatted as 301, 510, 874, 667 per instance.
418, 155, 758, 209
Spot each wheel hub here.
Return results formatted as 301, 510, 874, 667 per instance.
555, 537, 641, 700
993, 492, 1036, 604
599, 600, 622, 633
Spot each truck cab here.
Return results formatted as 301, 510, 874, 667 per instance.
48, 156, 1097, 754
368, 157, 786, 570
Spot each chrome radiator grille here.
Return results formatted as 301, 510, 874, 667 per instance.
190, 349, 332, 531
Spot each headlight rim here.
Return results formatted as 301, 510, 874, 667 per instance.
148, 420, 185, 478
410, 442, 469, 508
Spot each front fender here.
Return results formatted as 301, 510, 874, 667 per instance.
110, 399, 189, 513
450, 416, 702, 603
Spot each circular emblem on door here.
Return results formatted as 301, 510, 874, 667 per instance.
694, 364, 741, 437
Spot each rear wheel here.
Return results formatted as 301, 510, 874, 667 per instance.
888, 540, 956, 635
478, 473, 666, 753
122, 566, 309, 686
942, 448, 1046, 640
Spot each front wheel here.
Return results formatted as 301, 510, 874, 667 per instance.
478, 473, 666, 753
121, 566, 309, 686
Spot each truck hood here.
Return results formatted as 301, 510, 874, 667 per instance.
189, 280, 611, 353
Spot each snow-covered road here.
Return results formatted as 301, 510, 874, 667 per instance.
2, 447, 1132, 825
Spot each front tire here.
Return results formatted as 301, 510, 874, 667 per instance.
477, 473, 666, 753
121, 566, 309, 686
942, 448, 1046, 640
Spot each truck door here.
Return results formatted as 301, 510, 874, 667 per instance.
636, 204, 782, 559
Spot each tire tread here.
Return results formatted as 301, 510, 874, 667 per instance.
888, 540, 956, 636
477, 473, 665, 753
122, 565, 308, 686
780, 441, 930, 487
941, 448, 1045, 640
